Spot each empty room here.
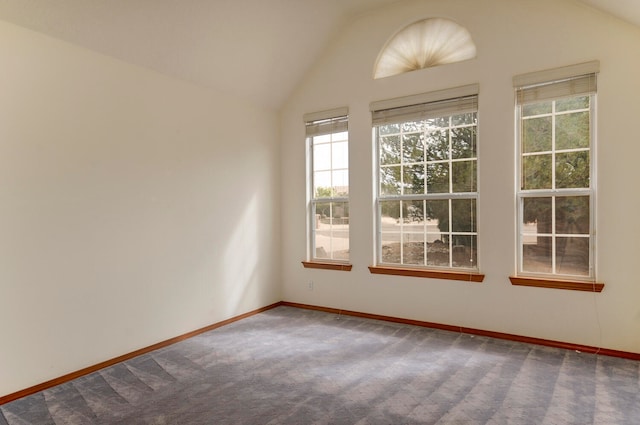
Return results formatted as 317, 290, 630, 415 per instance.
1, 0, 639, 423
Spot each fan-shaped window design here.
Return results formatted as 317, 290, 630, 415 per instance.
374, 18, 476, 79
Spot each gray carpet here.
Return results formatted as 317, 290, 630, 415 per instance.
1, 306, 639, 424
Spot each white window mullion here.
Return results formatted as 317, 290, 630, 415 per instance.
551, 196, 556, 274
328, 202, 334, 259
551, 100, 557, 191
423, 199, 428, 266
448, 198, 453, 268
399, 200, 405, 265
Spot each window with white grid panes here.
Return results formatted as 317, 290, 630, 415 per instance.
374, 93, 478, 270
305, 110, 349, 262
517, 92, 594, 279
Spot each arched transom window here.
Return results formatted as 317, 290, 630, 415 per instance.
374, 18, 476, 79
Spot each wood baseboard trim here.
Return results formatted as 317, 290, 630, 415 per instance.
0, 302, 283, 406
280, 301, 640, 361
4, 299, 638, 405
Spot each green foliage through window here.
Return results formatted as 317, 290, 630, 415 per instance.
377, 111, 478, 270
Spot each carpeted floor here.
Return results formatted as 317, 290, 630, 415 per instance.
1, 305, 639, 424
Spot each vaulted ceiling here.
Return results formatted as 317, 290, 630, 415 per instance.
0, 0, 637, 109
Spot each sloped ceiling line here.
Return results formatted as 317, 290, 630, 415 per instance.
0, 0, 636, 109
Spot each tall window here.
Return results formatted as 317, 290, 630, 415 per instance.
514, 62, 598, 280
305, 108, 349, 263
372, 85, 479, 271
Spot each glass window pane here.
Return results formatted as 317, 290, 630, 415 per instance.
404, 200, 425, 225
332, 170, 348, 195
379, 123, 400, 135
425, 117, 448, 128
402, 121, 423, 133
451, 127, 476, 159
313, 143, 331, 171
452, 235, 477, 268
314, 171, 332, 197
522, 197, 552, 234
315, 201, 349, 260
523, 101, 552, 116
314, 202, 331, 259
402, 233, 425, 265
556, 111, 589, 150
381, 238, 400, 263
314, 202, 331, 223
522, 116, 552, 153
380, 200, 400, 264
522, 236, 552, 274
333, 131, 348, 142
403, 164, 425, 195
380, 135, 401, 165
427, 163, 449, 193
332, 141, 348, 169
556, 151, 589, 188
556, 196, 590, 235
522, 154, 552, 190
380, 166, 401, 196
425, 200, 449, 233
556, 237, 589, 276
313, 134, 331, 144
402, 132, 424, 164
425, 129, 449, 161
452, 160, 477, 193
451, 199, 476, 232
329, 201, 349, 260
380, 200, 401, 222
556, 96, 589, 112
452, 112, 476, 126
427, 239, 450, 267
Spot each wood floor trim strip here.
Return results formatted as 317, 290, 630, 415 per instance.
4, 299, 638, 405
281, 301, 640, 361
0, 302, 283, 406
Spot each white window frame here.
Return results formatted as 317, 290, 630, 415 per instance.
371, 85, 480, 272
514, 62, 599, 281
304, 108, 350, 264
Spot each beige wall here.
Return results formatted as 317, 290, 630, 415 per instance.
0, 20, 281, 396
281, 0, 640, 353
3, 0, 640, 401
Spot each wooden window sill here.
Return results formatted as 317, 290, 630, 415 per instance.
368, 266, 484, 282
302, 261, 353, 271
509, 276, 604, 292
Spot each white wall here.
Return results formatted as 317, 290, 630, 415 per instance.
0, 20, 281, 397
281, 0, 640, 353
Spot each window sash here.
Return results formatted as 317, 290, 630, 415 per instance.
373, 90, 479, 271
306, 108, 350, 262
516, 193, 594, 279
515, 85, 596, 280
